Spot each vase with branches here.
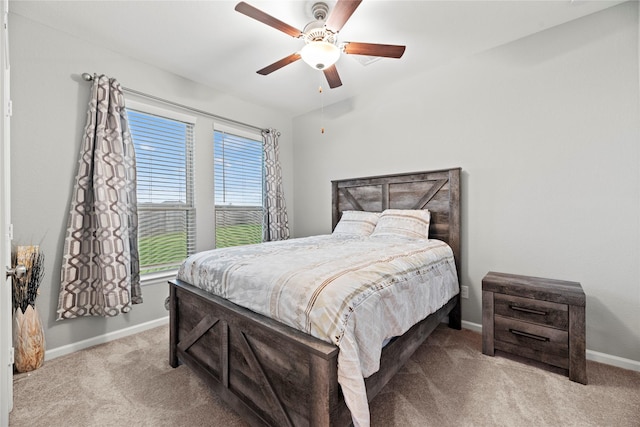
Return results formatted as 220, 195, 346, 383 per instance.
12, 245, 45, 372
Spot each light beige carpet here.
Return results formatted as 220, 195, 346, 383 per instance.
10, 324, 640, 426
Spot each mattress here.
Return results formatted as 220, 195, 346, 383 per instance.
177, 234, 459, 426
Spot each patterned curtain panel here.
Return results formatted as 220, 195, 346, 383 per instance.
57, 74, 142, 320
261, 128, 290, 242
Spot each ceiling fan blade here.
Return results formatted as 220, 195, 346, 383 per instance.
325, 0, 362, 33
235, 2, 302, 38
343, 42, 406, 58
257, 53, 302, 75
323, 65, 342, 89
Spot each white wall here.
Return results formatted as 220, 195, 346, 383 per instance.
9, 13, 294, 351
293, 2, 640, 362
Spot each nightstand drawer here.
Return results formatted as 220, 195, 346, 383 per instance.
494, 315, 568, 357
495, 293, 568, 330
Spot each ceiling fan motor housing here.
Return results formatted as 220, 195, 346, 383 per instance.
303, 1, 337, 45
311, 2, 329, 21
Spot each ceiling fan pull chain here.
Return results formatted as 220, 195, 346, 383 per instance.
319, 76, 325, 134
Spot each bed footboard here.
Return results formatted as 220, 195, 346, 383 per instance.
170, 279, 352, 426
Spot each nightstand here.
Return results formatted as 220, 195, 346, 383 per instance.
482, 271, 587, 384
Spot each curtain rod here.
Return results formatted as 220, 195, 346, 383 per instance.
81, 73, 269, 133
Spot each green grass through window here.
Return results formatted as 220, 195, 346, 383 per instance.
138, 231, 187, 274
216, 224, 262, 248
138, 224, 262, 275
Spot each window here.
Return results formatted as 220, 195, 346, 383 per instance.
128, 104, 196, 275
214, 129, 263, 248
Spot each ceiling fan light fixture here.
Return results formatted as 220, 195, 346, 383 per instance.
300, 41, 340, 70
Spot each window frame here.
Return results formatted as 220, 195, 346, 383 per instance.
213, 124, 264, 249
127, 100, 197, 281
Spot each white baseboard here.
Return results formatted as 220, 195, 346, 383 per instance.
586, 349, 640, 372
45, 316, 169, 361
460, 320, 640, 373
45, 316, 640, 373
461, 320, 483, 333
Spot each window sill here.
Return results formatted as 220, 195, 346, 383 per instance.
140, 269, 178, 287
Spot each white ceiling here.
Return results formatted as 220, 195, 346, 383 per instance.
10, 0, 624, 115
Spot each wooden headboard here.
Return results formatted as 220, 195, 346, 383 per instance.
331, 168, 461, 272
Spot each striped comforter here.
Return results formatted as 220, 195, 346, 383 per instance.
177, 234, 459, 427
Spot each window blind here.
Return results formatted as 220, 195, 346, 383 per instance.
128, 109, 196, 275
214, 130, 263, 248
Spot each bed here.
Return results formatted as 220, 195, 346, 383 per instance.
169, 167, 462, 426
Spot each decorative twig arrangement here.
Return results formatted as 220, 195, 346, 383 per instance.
12, 245, 45, 314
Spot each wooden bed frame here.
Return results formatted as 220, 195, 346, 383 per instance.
169, 167, 462, 426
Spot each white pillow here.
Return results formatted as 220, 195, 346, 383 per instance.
333, 211, 380, 236
371, 209, 431, 239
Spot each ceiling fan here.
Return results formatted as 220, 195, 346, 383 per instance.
234, 0, 406, 89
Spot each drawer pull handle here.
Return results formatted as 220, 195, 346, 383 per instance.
509, 329, 550, 342
509, 304, 547, 316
